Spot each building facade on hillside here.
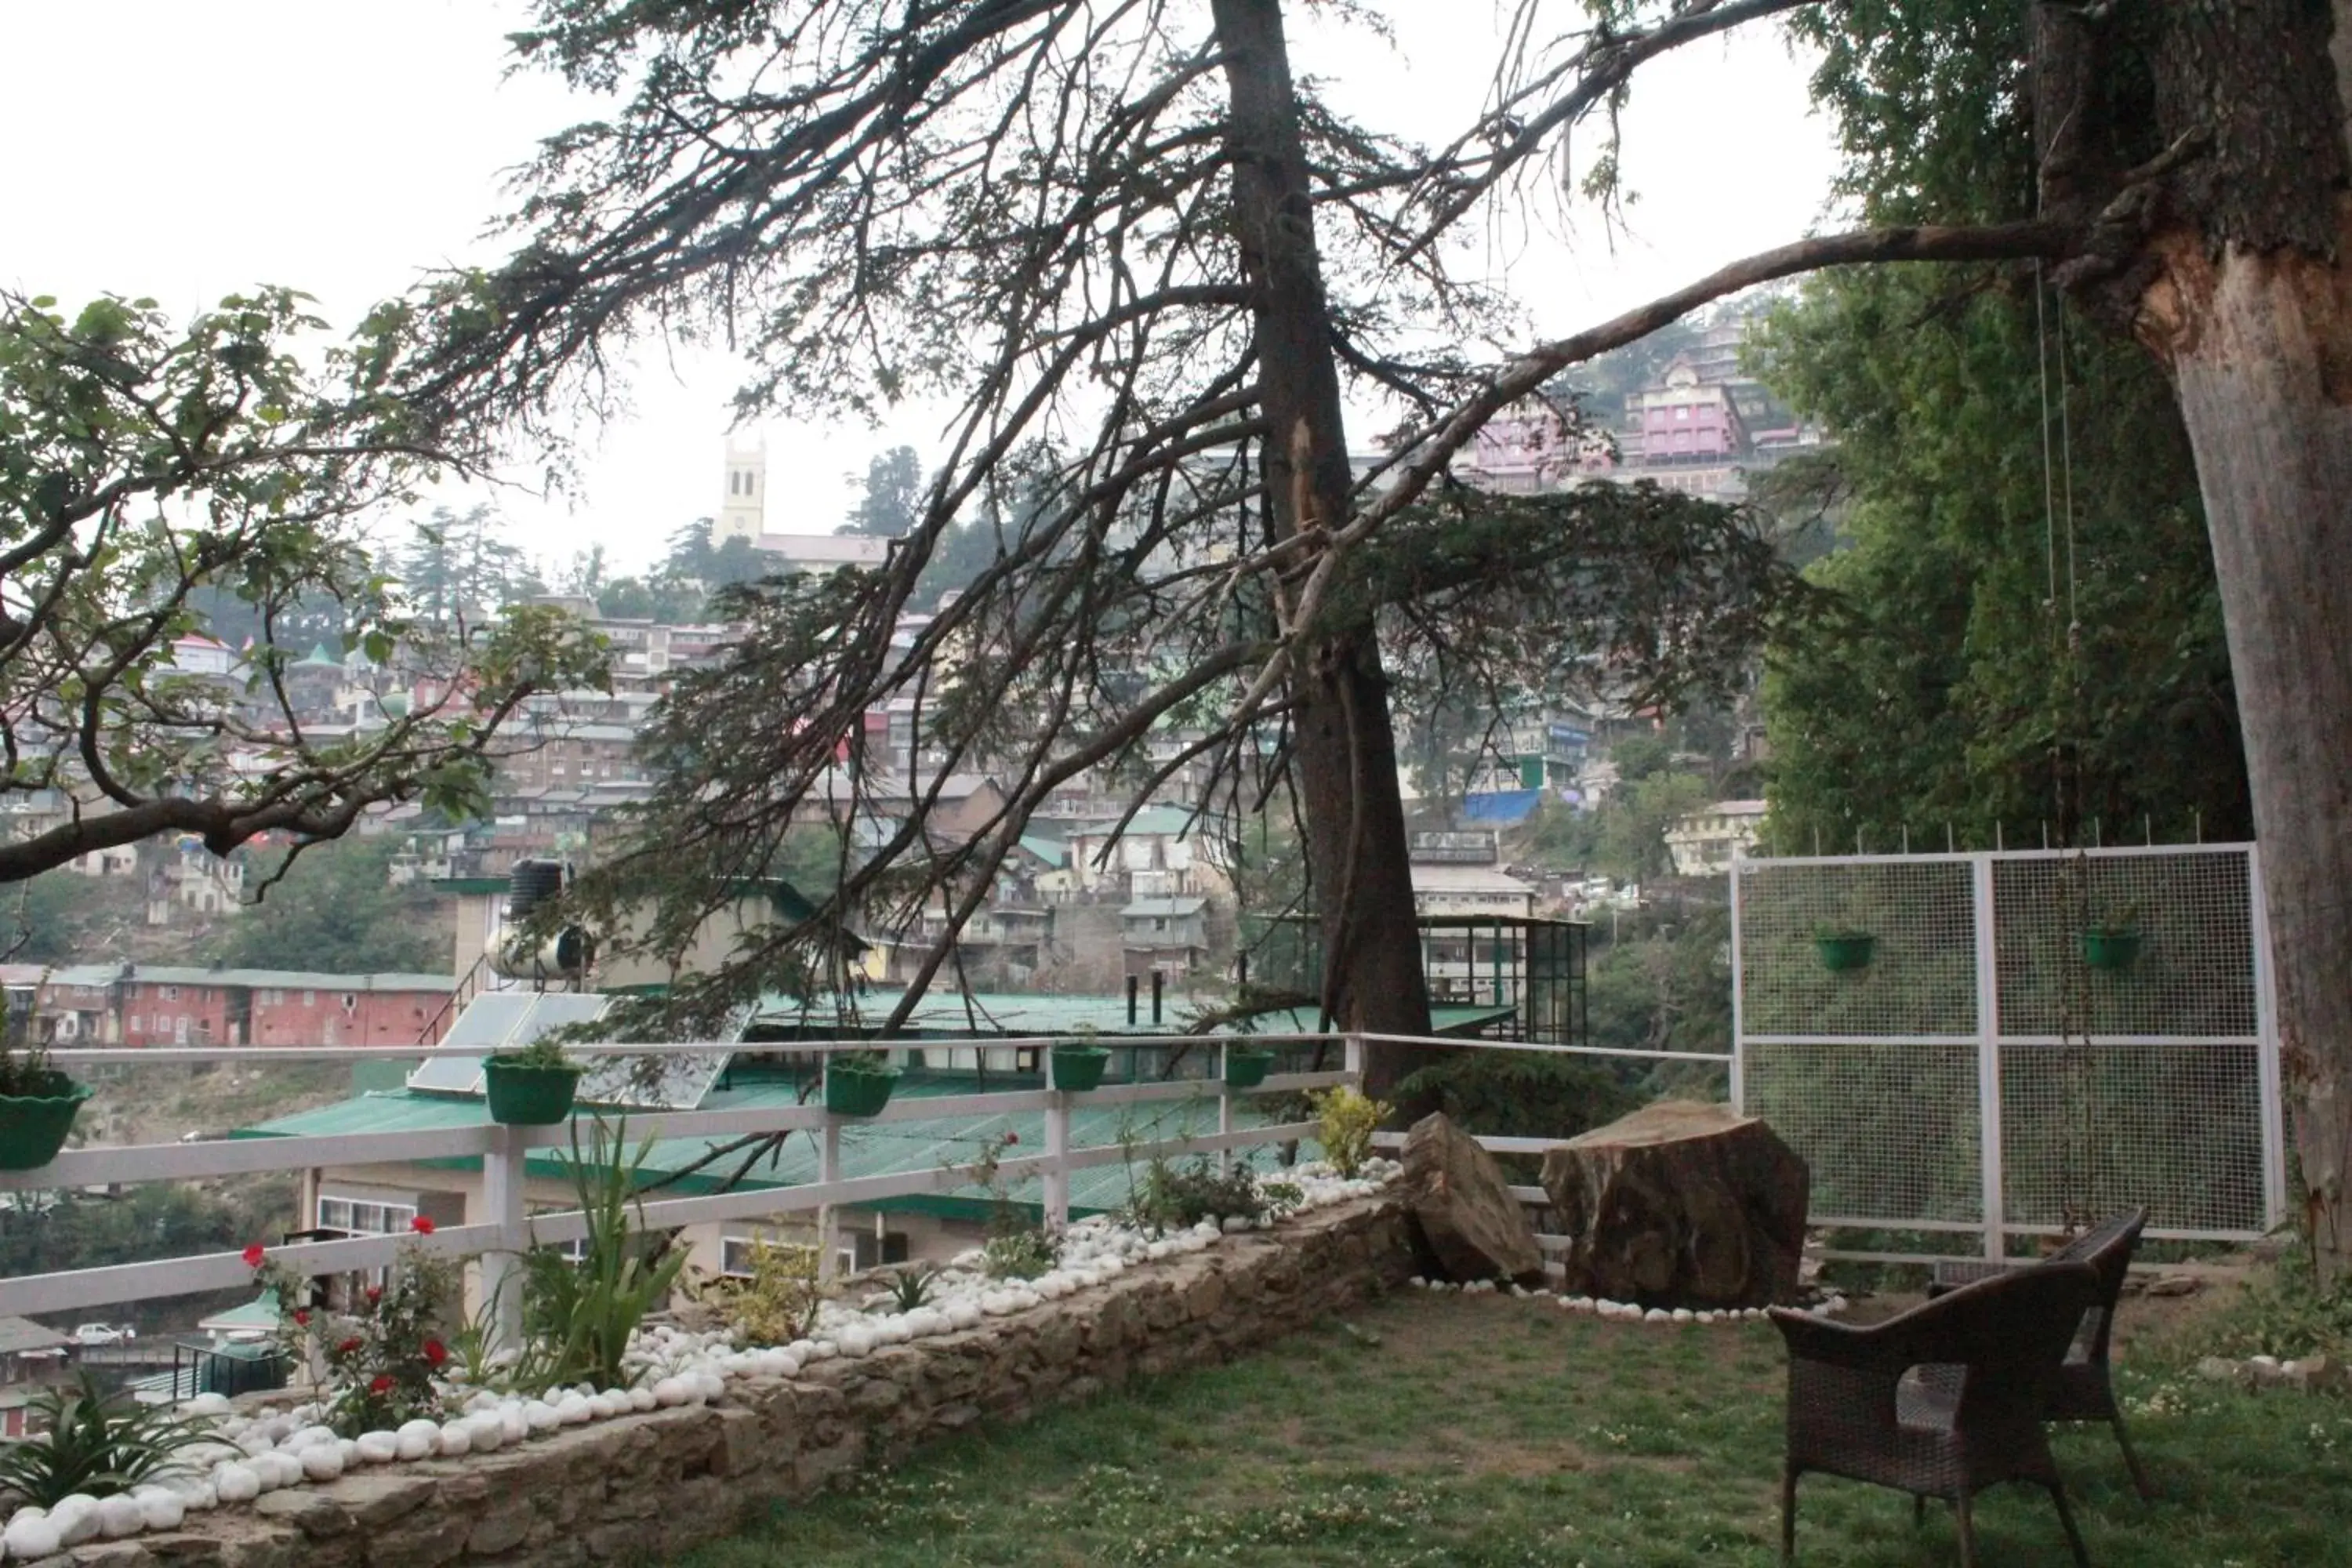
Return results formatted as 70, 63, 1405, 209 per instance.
1407, 863, 1537, 920
29, 966, 452, 1047
1664, 799, 1769, 876
1121, 896, 1209, 978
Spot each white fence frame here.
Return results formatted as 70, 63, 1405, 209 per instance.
1730, 842, 2288, 1262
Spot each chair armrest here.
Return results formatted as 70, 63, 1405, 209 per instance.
1769, 1307, 1925, 1375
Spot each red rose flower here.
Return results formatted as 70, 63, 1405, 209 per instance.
241, 1243, 266, 1269
423, 1339, 448, 1367
292, 1309, 310, 1328
409, 1215, 435, 1235
1003, 1131, 1019, 1146
365, 1284, 383, 1305
369, 1374, 394, 1396
338, 1337, 363, 1356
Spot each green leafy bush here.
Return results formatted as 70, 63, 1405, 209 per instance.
0, 1372, 214, 1506
1128, 1156, 1282, 1233
982, 1227, 1056, 1280
1312, 1087, 1392, 1179
688, 1238, 827, 1345
259, 1229, 454, 1436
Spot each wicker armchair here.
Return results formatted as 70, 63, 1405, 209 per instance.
1773, 1262, 2102, 1566
1927, 1208, 2154, 1499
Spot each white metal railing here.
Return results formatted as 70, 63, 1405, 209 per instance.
0, 1030, 1735, 1345
0, 1033, 1370, 1350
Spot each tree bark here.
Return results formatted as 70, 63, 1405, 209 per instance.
1211, 0, 1432, 1091
2052, 1, 2352, 1280
2141, 227, 2352, 1280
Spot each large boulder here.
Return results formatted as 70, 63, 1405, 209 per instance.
1401, 1111, 1544, 1285
1539, 1101, 1807, 1308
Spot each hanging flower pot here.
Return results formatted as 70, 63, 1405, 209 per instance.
481, 1060, 583, 1126
1223, 1047, 1276, 1089
0, 1073, 90, 1171
824, 1059, 901, 1117
2082, 928, 2142, 971
1813, 931, 1875, 972
1050, 1044, 1110, 1092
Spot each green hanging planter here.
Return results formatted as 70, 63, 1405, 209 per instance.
0, 1075, 92, 1171
1223, 1047, 1276, 1089
482, 1061, 583, 1126
1813, 932, 1875, 973
2082, 929, 2142, 971
824, 1062, 901, 1117
1050, 1044, 1111, 1092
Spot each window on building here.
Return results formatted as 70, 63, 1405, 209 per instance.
1675, 405, 1690, 421
161, 985, 180, 1001
303, 990, 315, 1006
126, 1014, 140, 1033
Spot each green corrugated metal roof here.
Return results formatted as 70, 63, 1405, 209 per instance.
752, 991, 1515, 1040
1015, 834, 1069, 868
237, 1071, 1311, 1220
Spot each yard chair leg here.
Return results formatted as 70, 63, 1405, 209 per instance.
1913, 1494, 1926, 1528
2048, 1481, 2092, 1566
2109, 1413, 2154, 1501
1780, 1465, 1799, 1565
1952, 1491, 1978, 1568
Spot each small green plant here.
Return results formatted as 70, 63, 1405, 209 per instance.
1810, 921, 1869, 942
494, 1035, 573, 1069
969, 1129, 1058, 1279
880, 1262, 941, 1312
1128, 1154, 1269, 1233
524, 1118, 691, 1388
983, 1228, 1056, 1280
0, 1371, 216, 1506
1313, 1086, 1391, 1179
0, 1033, 69, 1099
2086, 901, 2142, 937
258, 1223, 455, 1436
690, 1238, 828, 1345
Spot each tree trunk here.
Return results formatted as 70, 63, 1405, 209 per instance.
2096, 3, 2352, 1281
2143, 227, 2352, 1281
1211, 0, 1433, 1092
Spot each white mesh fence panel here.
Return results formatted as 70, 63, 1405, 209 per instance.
1734, 844, 2281, 1254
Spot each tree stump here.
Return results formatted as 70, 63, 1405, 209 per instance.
1401, 1111, 1544, 1284
1539, 1101, 1808, 1308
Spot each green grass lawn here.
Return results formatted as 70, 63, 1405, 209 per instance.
678, 1290, 2352, 1567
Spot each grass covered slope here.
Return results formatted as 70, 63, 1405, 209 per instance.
680, 1289, 2351, 1566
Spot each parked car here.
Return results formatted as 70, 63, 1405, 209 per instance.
71, 1323, 134, 1347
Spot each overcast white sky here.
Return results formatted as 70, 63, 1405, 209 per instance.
0, 2, 1837, 578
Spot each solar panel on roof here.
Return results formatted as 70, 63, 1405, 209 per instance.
406, 990, 607, 1097
575, 1003, 747, 1111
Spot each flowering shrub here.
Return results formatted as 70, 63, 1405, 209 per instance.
251, 1230, 456, 1437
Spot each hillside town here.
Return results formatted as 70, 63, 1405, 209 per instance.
2, 5, 2345, 1565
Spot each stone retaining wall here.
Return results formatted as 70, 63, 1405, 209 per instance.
36, 1195, 1414, 1568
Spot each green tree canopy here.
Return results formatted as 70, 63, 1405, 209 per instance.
0, 290, 611, 881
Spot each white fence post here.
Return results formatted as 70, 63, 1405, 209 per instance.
479, 1123, 527, 1362
1217, 1041, 1234, 1141
1343, 1032, 1363, 1087
1043, 1087, 1071, 1232
818, 1115, 841, 1282
2249, 847, 2288, 1231
1728, 857, 1747, 1113
1971, 855, 2006, 1263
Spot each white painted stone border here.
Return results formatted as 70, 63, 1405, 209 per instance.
1403, 1274, 1851, 1326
